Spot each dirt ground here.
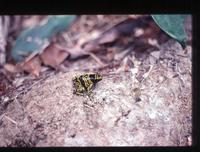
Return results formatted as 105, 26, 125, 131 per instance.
0, 15, 192, 147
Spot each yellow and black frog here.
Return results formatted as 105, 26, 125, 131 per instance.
72, 73, 102, 97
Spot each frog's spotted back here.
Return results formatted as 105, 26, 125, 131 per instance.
72, 73, 102, 96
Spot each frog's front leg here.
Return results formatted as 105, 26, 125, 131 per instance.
74, 85, 86, 96
86, 82, 94, 92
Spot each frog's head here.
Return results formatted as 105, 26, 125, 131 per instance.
89, 73, 102, 83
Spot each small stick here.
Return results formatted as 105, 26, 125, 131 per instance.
4, 115, 17, 125
141, 65, 154, 83
176, 64, 185, 88
89, 52, 107, 67
0, 113, 5, 120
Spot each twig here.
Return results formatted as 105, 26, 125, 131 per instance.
4, 115, 17, 125
141, 65, 154, 83
89, 52, 107, 67
176, 64, 185, 89
114, 109, 131, 126
176, 53, 188, 58
114, 46, 133, 61
0, 113, 5, 120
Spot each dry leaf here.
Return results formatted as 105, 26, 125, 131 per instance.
40, 43, 69, 68
143, 21, 161, 39
3, 63, 18, 73
97, 30, 119, 44
67, 17, 152, 60
66, 46, 86, 59
82, 42, 102, 53
20, 55, 42, 76
81, 17, 150, 53
97, 18, 150, 44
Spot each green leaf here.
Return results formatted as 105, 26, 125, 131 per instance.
11, 15, 76, 61
151, 15, 188, 48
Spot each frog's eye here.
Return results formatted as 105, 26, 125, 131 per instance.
95, 73, 102, 81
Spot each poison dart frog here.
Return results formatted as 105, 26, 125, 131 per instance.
72, 73, 102, 96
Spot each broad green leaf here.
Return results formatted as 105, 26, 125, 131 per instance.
151, 15, 188, 48
11, 15, 76, 61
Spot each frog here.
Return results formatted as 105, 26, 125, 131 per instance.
72, 73, 102, 97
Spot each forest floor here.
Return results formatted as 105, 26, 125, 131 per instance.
0, 15, 192, 146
